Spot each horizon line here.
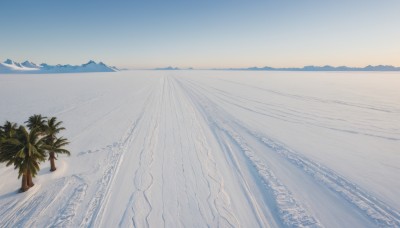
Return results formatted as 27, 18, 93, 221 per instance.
2, 59, 400, 71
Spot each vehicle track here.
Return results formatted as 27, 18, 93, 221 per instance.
0, 175, 87, 228
177, 77, 322, 227
177, 75, 400, 227
79, 85, 156, 228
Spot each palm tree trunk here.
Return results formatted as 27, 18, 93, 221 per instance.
50, 151, 57, 171
27, 169, 34, 187
20, 173, 29, 192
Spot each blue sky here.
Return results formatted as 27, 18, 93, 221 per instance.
1, 0, 399, 68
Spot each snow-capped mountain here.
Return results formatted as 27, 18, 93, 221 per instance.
0, 59, 119, 73
21, 61, 41, 68
0, 59, 39, 72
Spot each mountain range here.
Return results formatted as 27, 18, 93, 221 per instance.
154, 66, 193, 70
2, 60, 399, 73
0, 59, 119, 74
155, 65, 400, 71
225, 65, 400, 71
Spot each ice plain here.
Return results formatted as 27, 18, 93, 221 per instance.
0, 70, 399, 227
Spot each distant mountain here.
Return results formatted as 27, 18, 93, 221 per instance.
154, 66, 181, 70
153, 66, 194, 70
0, 59, 119, 74
0, 59, 39, 73
226, 65, 400, 71
21, 61, 41, 68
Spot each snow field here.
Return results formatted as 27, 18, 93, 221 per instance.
0, 70, 399, 227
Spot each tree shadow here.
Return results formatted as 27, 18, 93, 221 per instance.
38, 168, 51, 176
0, 189, 19, 200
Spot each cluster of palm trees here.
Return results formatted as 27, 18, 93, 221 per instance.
0, 115, 70, 192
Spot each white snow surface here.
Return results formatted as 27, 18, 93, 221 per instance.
0, 70, 399, 227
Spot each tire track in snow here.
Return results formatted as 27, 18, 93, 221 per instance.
222, 129, 321, 227
0, 195, 21, 219
130, 78, 163, 228
175, 79, 267, 227
0, 186, 43, 227
0, 175, 87, 228
169, 77, 217, 226
132, 121, 158, 228
212, 127, 279, 227
178, 77, 323, 227
79, 120, 142, 227
171, 90, 212, 226
170, 76, 240, 227
179, 76, 400, 227
118, 76, 164, 227
46, 175, 88, 228
159, 77, 186, 226
185, 77, 399, 141
79, 87, 155, 228
119, 76, 240, 227
217, 78, 398, 114
171, 87, 210, 227
248, 130, 400, 227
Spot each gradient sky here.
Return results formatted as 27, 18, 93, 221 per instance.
1, 0, 399, 69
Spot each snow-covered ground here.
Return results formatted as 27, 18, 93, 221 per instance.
0, 70, 399, 227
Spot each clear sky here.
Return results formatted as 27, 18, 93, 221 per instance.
1, 0, 399, 69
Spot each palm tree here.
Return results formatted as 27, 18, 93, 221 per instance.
0, 125, 4, 137
43, 117, 67, 171
42, 137, 70, 171
0, 121, 18, 156
25, 114, 47, 133
0, 126, 46, 192
0, 125, 4, 144
1, 121, 18, 139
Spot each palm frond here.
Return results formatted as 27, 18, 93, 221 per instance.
25, 114, 47, 131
